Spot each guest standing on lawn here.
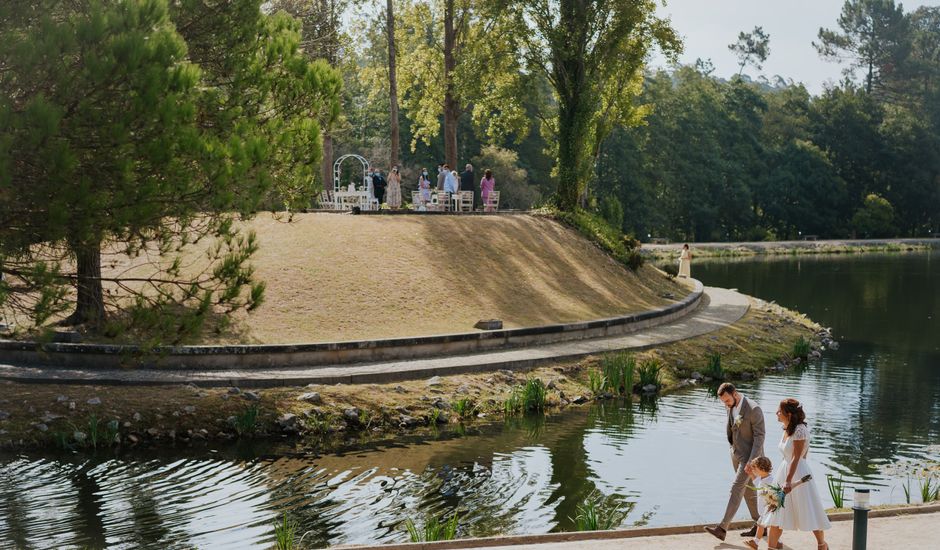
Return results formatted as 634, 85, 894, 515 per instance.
437, 163, 447, 190
387, 166, 402, 209
372, 168, 387, 207
678, 243, 692, 278
481, 169, 495, 211
418, 168, 432, 205
460, 163, 475, 203
444, 169, 459, 195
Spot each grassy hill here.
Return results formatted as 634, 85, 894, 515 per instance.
213, 213, 690, 343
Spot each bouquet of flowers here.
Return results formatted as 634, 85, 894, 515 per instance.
758, 484, 787, 512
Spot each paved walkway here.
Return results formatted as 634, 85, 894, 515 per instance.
481, 510, 940, 550
0, 287, 748, 387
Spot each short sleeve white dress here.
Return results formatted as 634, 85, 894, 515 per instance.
768, 424, 832, 531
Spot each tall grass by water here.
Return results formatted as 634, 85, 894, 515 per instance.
503, 379, 547, 415
602, 352, 636, 395
637, 360, 662, 389
571, 493, 624, 531
405, 512, 459, 542
827, 475, 845, 508
705, 353, 724, 380
235, 405, 259, 436
792, 336, 810, 360
273, 513, 297, 550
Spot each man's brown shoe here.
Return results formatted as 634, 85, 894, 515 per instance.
740, 525, 758, 537
704, 525, 727, 541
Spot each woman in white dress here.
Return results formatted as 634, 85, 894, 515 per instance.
387, 166, 402, 209
767, 399, 831, 550
678, 244, 692, 278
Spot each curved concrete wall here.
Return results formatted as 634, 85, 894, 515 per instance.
0, 280, 703, 370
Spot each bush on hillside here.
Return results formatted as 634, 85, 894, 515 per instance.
535, 206, 645, 271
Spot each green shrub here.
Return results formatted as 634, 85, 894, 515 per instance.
637, 360, 662, 389
503, 388, 523, 416
599, 195, 624, 229
920, 477, 939, 503
405, 512, 459, 542
602, 352, 636, 395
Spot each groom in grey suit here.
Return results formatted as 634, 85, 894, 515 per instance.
705, 382, 765, 541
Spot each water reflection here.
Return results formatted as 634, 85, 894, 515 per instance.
1, 253, 938, 548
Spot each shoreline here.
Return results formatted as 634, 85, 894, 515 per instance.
0, 293, 824, 454
642, 237, 938, 259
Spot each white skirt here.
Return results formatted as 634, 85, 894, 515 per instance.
768, 459, 832, 531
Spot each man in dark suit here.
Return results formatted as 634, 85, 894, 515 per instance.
372, 168, 387, 207
460, 164, 475, 209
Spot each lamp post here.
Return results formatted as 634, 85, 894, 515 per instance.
852, 488, 871, 550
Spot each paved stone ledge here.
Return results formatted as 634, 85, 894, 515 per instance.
0, 280, 703, 371
0, 285, 746, 387
339, 504, 940, 550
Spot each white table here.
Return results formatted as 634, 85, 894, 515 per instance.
333, 190, 372, 211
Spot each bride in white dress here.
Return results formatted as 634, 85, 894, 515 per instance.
768, 399, 831, 550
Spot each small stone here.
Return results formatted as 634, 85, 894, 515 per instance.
277, 413, 298, 430
226, 415, 237, 426
399, 415, 420, 428
343, 408, 361, 425
394, 385, 407, 393
172, 411, 181, 418
132, 412, 142, 422
297, 392, 322, 405
572, 396, 588, 405
0, 411, 9, 421
221, 394, 229, 400
127, 434, 140, 444
168, 430, 176, 439
426, 376, 442, 387
547, 380, 558, 390
690, 372, 704, 381
435, 412, 450, 424
183, 406, 196, 414
243, 391, 261, 401
228, 387, 241, 395
192, 431, 205, 440
829, 341, 840, 350
456, 384, 471, 394
34, 423, 49, 432
642, 384, 658, 394
432, 398, 449, 410
198, 429, 209, 437
87, 397, 101, 406
146, 428, 159, 437
56, 395, 68, 403
68, 402, 76, 411
123, 422, 132, 429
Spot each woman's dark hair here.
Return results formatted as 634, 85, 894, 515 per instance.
683, 243, 690, 249
484, 169, 492, 178
779, 398, 807, 436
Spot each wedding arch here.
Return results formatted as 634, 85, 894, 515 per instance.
332, 154, 371, 192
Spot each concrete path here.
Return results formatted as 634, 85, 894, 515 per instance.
481, 511, 940, 550
0, 287, 748, 387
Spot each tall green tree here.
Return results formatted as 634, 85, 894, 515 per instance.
393, 0, 529, 167
729, 26, 771, 76
814, 0, 910, 94
512, 0, 681, 211
0, 0, 341, 337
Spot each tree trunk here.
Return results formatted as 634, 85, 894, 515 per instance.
554, 0, 589, 212
66, 241, 105, 326
321, 132, 334, 193
443, 0, 458, 169
387, 0, 400, 168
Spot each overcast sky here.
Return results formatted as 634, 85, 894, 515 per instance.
651, 0, 940, 93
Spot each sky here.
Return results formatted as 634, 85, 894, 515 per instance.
651, 0, 940, 93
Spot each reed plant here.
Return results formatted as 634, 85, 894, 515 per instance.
602, 352, 636, 395
919, 477, 939, 502
521, 378, 547, 412
705, 353, 724, 380
273, 513, 296, 550
827, 474, 845, 508
405, 512, 459, 542
903, 476, 912, 504
637, 360, 662, 389
792, 336, 811, 360
452, 398, 475, 419
235, 405, 259, 436
587, 369, 606, 396
571, 493, 623, 531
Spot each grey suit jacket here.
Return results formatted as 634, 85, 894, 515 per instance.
727, 397, 765, 464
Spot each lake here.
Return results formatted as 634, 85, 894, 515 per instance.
1, 252, 938, 548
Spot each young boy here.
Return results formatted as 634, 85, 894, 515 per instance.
744, 456, 774, 550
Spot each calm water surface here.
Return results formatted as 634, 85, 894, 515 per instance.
1, 252, 938, 549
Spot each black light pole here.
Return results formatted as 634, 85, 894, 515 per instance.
852, 488, 871, 550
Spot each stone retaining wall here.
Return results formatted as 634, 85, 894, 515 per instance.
0, 281, 703, 370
